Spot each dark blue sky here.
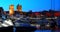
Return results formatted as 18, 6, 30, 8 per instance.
0, 0, 59, 12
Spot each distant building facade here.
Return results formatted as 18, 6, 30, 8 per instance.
16, 4, 23, 15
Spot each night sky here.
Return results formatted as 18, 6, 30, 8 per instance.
0, 0, 59, 12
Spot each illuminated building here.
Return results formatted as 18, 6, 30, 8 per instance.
9, 5, 14, 16
16, 4, 23, 15
17, 4, 22, 12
